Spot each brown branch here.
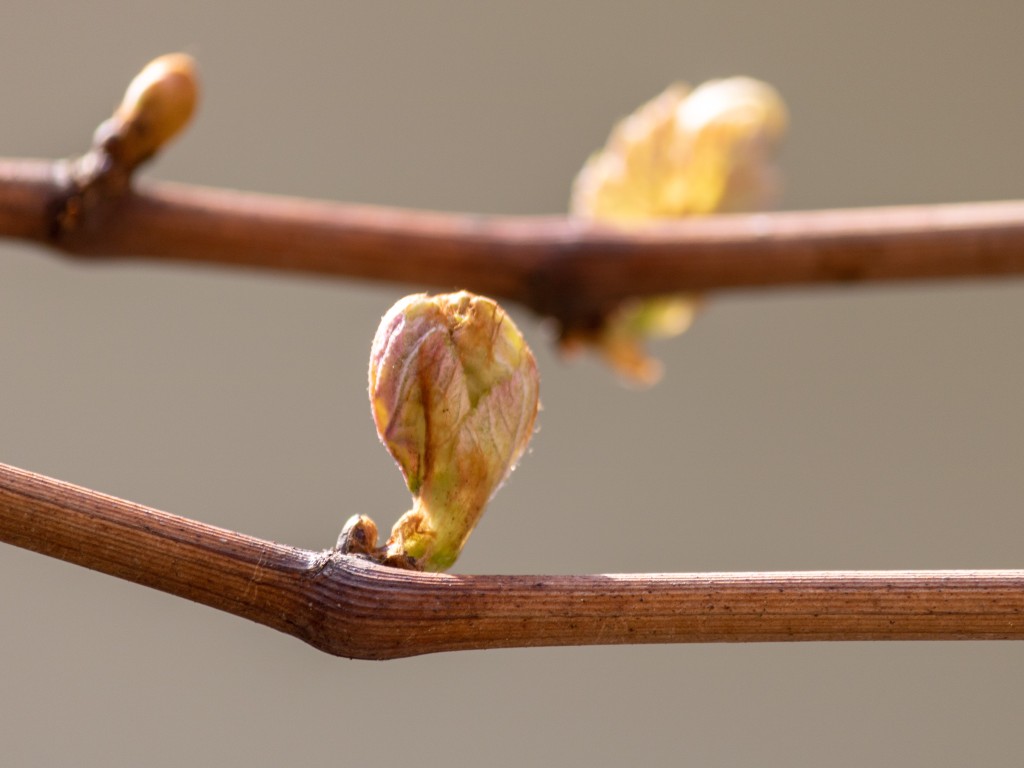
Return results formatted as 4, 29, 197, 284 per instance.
2, 461, 1022, 660
3, 157, 1024, 328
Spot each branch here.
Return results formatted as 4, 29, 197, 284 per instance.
4, 156, 1024, 327
2, 461, 1022, 660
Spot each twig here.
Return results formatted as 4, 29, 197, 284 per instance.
2, 461, 1022, 660
3, 156, 1024, 328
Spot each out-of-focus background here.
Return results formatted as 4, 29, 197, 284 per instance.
3, 2, 1024, 765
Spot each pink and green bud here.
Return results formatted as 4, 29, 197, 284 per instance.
369, 292, 540, 571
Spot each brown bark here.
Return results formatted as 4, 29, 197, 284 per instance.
2, 462, 1021, 660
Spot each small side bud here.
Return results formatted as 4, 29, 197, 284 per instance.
369, 292, 540, 571
336, 514, 379, 556
106, 53, 199, 167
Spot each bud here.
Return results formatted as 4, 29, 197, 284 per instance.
570, 76, 786, 221
104, 53, 199, 167
369, 292, 540, 571
336, 514, 379, 557
568, 77, 787, 385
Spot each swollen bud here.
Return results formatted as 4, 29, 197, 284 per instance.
369, 292, 540, 571
103, 53, 199, 167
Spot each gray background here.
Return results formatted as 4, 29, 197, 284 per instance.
3, 2, 1024, 765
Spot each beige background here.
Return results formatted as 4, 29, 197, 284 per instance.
3, 2, 1024, 765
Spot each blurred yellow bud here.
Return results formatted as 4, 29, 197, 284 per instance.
571, 77, 786, 221
369, 292, 540, 571
105, 53, 199, 167
568, 77, 787, 384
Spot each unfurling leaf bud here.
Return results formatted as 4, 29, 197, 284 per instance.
567, 76, 787, 385
104, 53, 199, 167
570, 76, 786, 222
369, 292, 540, 571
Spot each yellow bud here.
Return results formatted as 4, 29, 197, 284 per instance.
110, 53, 199, 166
570, 77, 786, 221
568, 77, 787, 385
369, 292, 540, 571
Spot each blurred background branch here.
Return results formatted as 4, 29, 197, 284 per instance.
4, 157, 1024, 329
